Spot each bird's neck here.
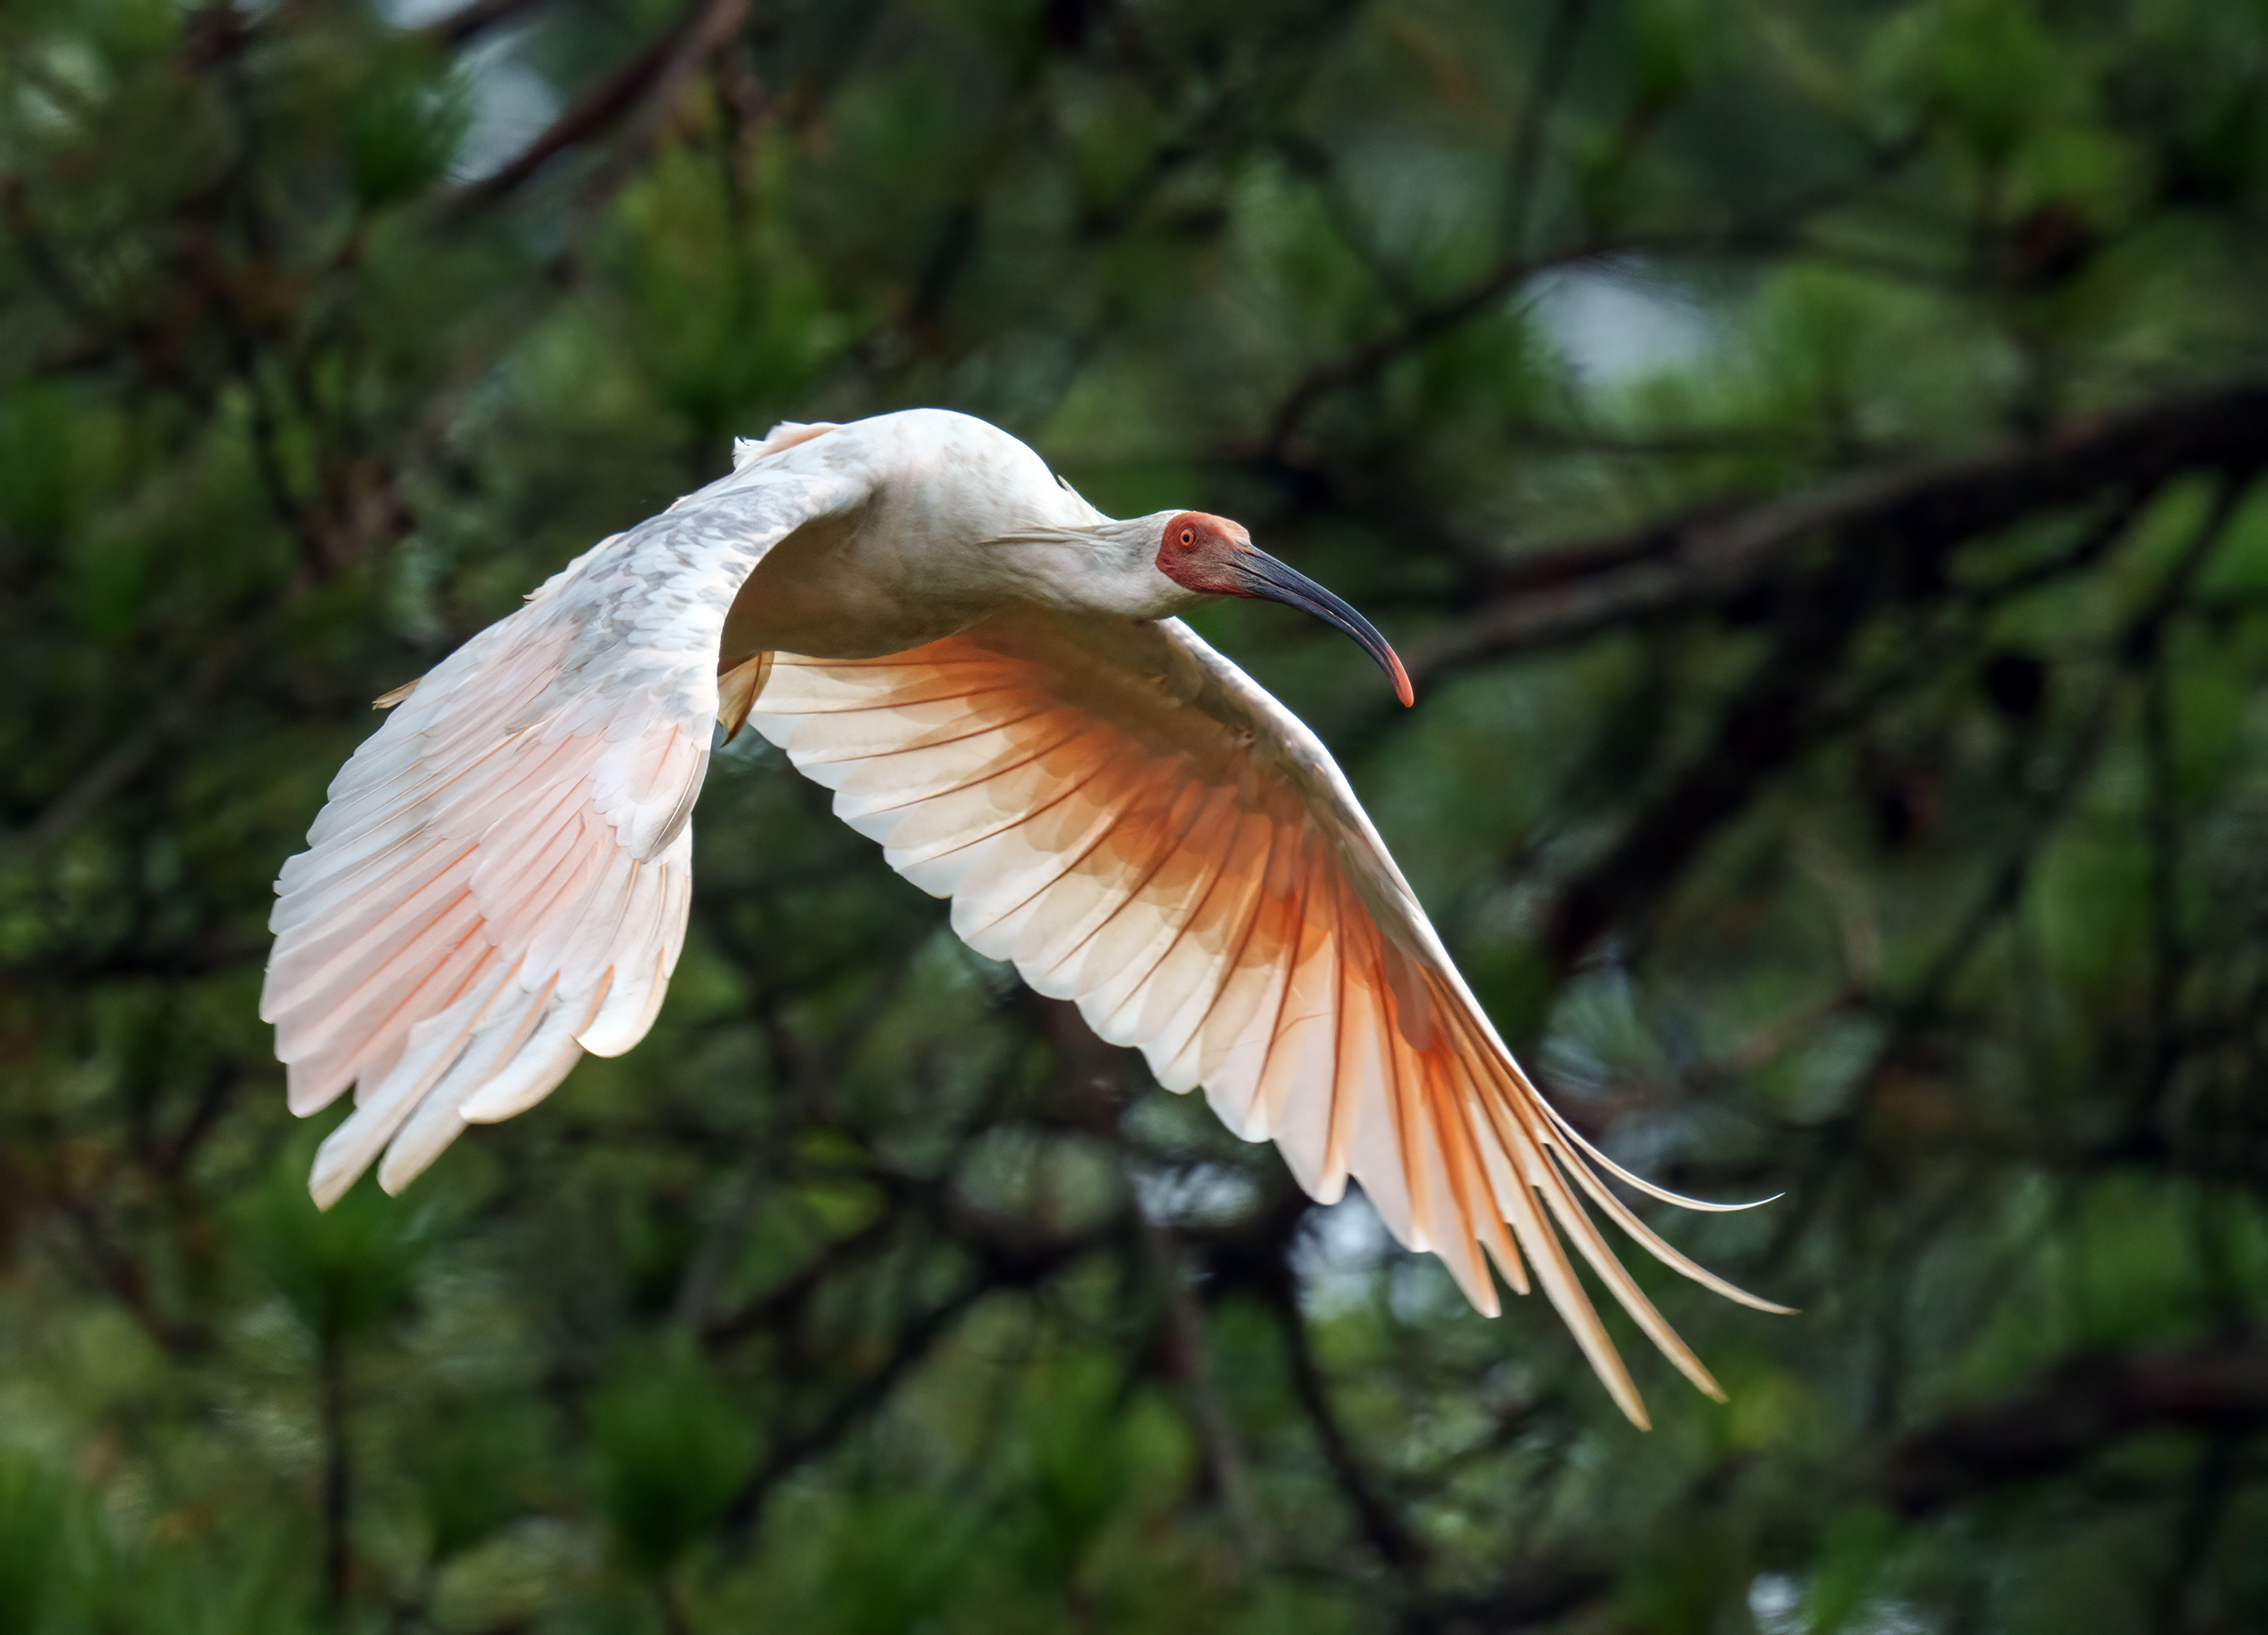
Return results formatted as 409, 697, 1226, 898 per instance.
975, 513, 1208, 624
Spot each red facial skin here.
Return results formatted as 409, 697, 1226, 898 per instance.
1151, 511, 1415, 708
1154, 511, 1253, 595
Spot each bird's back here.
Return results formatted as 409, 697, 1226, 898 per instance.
717, 408, 1104, 662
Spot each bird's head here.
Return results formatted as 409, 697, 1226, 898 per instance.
1154, 512, 1414, 707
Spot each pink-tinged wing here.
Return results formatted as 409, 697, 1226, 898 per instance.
262, 446, 864, 1206
747, 608, 1785, 1426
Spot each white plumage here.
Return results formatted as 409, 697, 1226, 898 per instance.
262, 408, 1782, 1425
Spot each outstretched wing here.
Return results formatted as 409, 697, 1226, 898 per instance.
747, 606, 1785, 1426
262, 441, 863, 1206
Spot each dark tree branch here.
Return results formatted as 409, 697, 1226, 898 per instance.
1410, 381, 2268, 683
715, 1275, 984, 1539
449, 0, 748, 209
1883, 1333, 2268, 1516
1937, 474, 2239, 1039
1141, 1212, 1269, 1559
14, 631, 250, 850
1022, 990, 1270, 1555
1257, 1270, 1426, 1572
716, 1212, 1105, 1540
1263, 141, 1926, 459
1425, 1561, 1617, 1634
158, 1061, 244, 1180
699, 1213, 897, 1347
1266, 243, 1591, 456
1275, 133, 1422, 312
1537, 532, 1891, 971
419, 0, 550, 49
1529, 406, 2260, 973
1499, 0, 1590, 255
321, 1331, 354, 1612
44, 1189, 209, 1356
2157, 1435, 2242, 1630
612, 0, 754, 169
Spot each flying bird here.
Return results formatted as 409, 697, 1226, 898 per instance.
261, 409, 1781, 1425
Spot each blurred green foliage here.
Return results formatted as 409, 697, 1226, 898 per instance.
5, 0, 2268, 1630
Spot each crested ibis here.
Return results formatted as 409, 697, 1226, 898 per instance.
262, 408, 1782, 1423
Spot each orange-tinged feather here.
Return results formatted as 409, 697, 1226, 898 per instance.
568, 580, 1753, 1415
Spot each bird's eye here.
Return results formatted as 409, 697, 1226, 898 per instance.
1179, 529, 1194, 546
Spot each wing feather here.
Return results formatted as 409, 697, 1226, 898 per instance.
1077, 788, 1245, 1031
1036, 776, 1216, 998
1200, 846, 1313, 1140
981, 770, 1167, 946
1348, 1006, 1417, 1245
746, 605, 1780, 1423
1139, 812, 1285, 1089
1010, 766, 1185, 976
266, 452, 865, 1203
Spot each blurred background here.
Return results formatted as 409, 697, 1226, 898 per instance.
6, 0, 2268, 1630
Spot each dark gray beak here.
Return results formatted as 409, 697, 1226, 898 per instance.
1229, 549, 1414, 707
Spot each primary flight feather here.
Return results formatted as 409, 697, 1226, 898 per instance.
262, 408, 1783, 1426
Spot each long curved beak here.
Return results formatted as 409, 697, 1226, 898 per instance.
1230, 549, 1414, 708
